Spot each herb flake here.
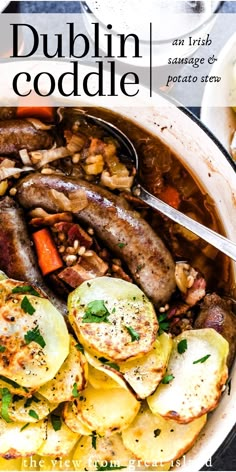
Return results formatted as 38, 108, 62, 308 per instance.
12, 285, 40, 297
24, 326, 46, 348
82, 300, 111, 323
21, 296, 36, 316
28, 409, 39, 420
0, 346, 6, 353
193, 354, 211, 365
125, 325, 140, 342
162, 374, 175, 384
51, 414, 62, 431
117, 243, 126, 249
20, 422, 30, 432
72, 383, 79, 397
98, 357, 120, 372
0, 388, 12, 423
75, 342, 84, 354
158, 313, 170, 334
177, 339, 188, 354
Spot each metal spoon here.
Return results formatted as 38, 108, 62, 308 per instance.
75, 110, 236, 262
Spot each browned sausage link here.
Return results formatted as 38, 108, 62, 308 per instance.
0, 120, 53, 155
0, 196, 67, 315
16, 173, 176, 306
194, 293, 236, 368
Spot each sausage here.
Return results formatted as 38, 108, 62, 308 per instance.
194, 293, 236, 368
0, 120, 53, 155
16, 173, 176, 306
0, 196, 67, 315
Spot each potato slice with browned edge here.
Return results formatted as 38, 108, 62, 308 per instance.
87, 364, 120, 390
39, 336, 88, 403
73, 384, 140, 435
68, 277, 158, 362
0, 375, 35, 398
38, 417, 80, 457
0, 278, 70, 389
63, 402, 91, 435
73, 433, 135, 471
122, 405, 206, 464
0, 418, 46, 458
85, 333, 173, 399
147, 328, 228, 423
7, 393, 58, 423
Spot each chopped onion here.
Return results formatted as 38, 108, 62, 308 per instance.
0, 159, 15, 169
19, 149, 32, 166
0, 166, 33, 182
100, 171, 134, 191
31, 147, 72, 167
26, 118, 53, 130
50, 189, 88, 213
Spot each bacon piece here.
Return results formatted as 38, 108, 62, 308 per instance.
58, 251, 108, 288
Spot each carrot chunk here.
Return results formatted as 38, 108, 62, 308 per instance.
32, 228, 63, 276
159, 185, 181, 209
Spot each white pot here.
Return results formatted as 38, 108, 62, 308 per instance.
2, 61, 236, 471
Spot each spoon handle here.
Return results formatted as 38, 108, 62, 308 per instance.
137, 185, 236, 262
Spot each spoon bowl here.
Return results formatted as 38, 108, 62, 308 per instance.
73, 109, 236, 262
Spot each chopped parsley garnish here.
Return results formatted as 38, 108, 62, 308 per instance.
96, 463, 126, 471
72, 383, 79, 397
125, 326, 140, 342
0, 345, 6, 353
24, 326, 46, 348
98, 357, 120, 372
0, 375, 23, 390
24, 396, 40, 409
21, 296, 36, 316
0, 388, 12, 423
193, 354, 211, 364
12, 285, 40, 296
28, 409, 39, 420
91, 431, 98, 449
117, 243, 126, 249
162, 374, 175, 384
177, 339, 188, 354
51, 414, 62, 431
154, 428, 161, 437
20, 422, 30, 432
158, 313, 170, 334
75, 342, 84, 354
82, 300, 111, 323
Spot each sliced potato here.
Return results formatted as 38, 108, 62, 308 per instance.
122, 405, 207, 464
68, 277, 158, 362
0, 278, 70, 388
8, 393, 58, 423
0, 375, 35, 398
0, 418, 46, 458
39, 336, 88, 403
38, 417, 80, 457
148, 329, 228, 423
119, 334, 173, 399
73, 433, 135, 471
63, 402, 91, 435
85, 334, 172, 399
88, 364, 119, 390
75, 384, 140, 435
85, 351, 129, 392
0, 457, 22, 470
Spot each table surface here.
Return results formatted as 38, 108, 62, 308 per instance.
3, 1, 236, 471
